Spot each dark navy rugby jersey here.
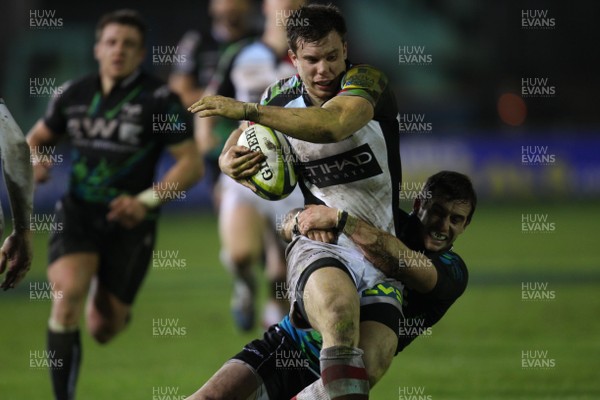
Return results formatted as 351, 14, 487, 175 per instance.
43, 70, 193, 204
395, 211, 469, 352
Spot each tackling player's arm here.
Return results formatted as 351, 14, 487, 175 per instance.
1, 99, 34, 289
296, 205, 438, 293
188, 94, 373, 144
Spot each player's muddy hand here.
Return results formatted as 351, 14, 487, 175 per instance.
297, 205, 338, 234
219, 145, 266, 181
306, 229, 337, 244
188, 95, 245, 120
107, 195, 147, 229
0, 230, 33, 290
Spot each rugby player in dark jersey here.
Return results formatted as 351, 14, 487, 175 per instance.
0, 98, 33, 290
26, 10, 202, 400
186, 171, 476, 400
190, 4, 402, 398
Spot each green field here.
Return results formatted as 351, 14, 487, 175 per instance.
1, 202, 599, 399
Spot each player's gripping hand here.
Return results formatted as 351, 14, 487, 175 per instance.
298, 206, 338, 244
107, 195, 148, 229
188, 95, 245, 120
0, 231, 33, 290
219, 145, 266, 192
297, 205, 338, 233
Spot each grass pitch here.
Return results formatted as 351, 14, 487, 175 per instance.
1, 202, 598, 399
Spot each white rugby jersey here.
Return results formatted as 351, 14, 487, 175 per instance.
209, 38, 297, 103
260, 64, 402, 238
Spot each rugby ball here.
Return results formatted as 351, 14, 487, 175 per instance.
237, 124, 297, 200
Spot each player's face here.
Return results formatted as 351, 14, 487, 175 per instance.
415, 198, 471, 252
289, 30, 347, 105
95, 23, 145, 81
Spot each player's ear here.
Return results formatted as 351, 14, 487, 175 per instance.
342, 40, 347, 60
288, 49, 298, 66
412, 198, 421, 213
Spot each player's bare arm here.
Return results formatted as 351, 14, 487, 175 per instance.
0, 99, 34, 289
26, 120, 60, 183
297, 205, 438, 293
107, 139, 202, 228
188, 93, 374, 143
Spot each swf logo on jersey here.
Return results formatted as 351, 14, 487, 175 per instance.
521, 282, 555, 301
521, 214, 556, 233
398, 46, 432, 66
521, 350, 556, 369
399, 181, 432, 201
30, 214, 63, 233
29, 78, 63, 98
398, 386, 432, 400
152, 318, 187, 337
398, 114, 432, 134
521, 78, 556, 98
521, 10, 555, 29
29, 282, 63, 302
152, 249, 187, 270
399, 318, 432, 338
275, 350, 310, 369
276, 9, 309, 27
30, 145, 64, 166
521, 145, 556, 166
152, 46, 187, 66
152, 386, 186, 400
152, 181, 187, 202
152, 113, 187, 134
30, 350, 63, 370
29, 9, 63, 29
399, 250, 433, 269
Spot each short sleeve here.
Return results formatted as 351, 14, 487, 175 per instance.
152, 85, 194, 147
429, 251, 469, 301
337, 65, 388, 108
42, 81, 73, 136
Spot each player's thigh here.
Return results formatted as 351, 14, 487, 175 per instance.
359, 320, 397, 387
219, 201, 265, 259
48, 253, 99, 323
86, 277, 131, 329
263, 226, 286, 280
187, 361, 266, 400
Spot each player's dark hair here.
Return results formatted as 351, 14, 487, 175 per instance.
96, 9, 147, 46
286, 4, 347, 53
421, 171, 477, 224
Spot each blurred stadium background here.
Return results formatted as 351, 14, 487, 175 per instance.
1, 0, 599, 399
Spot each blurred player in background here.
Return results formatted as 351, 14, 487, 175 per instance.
170, 0, 257, 207
186, 171, 476, 399
0, 98, 33, 290
201, 0, 305, 332
26, 10, 201, 400
191, 4, 402, 398
169, 0, 256, 107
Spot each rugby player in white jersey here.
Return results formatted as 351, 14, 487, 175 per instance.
0, 98, 33, 290
190, 4, 402, 398
198, 0, 305, 331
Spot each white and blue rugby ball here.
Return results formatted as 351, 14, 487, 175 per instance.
237, 124, 298, 200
